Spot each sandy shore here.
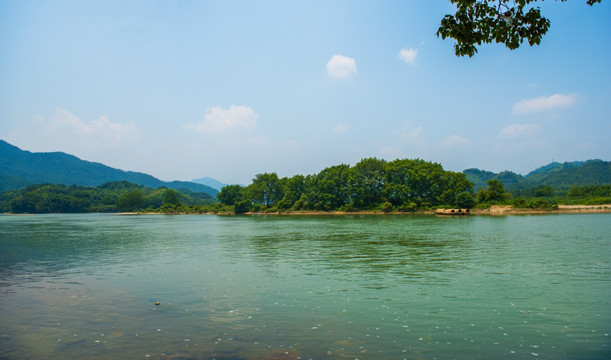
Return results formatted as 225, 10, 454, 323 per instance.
470, 204, 611, 215
251, 205, 611, 216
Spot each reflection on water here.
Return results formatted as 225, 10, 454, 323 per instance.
238, 216, 475, 288
0, 214, 610, 359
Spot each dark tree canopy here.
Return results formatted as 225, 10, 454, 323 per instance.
217, 158, 478, 212
437, 0, 602, 57
216, 184, 244, 206
0, 182, 216, 214
477, 179, 507, 203
117, 189, 144, 211
163, 189, 181, 206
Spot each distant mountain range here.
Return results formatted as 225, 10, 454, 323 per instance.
191, 177, 227, 191
1, 140, 609, 196
0, 140, 218, 196
464, 159, 611, 192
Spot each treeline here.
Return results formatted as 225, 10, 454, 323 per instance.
2, 159, 608, 215
217, 158, 477, 213
478, 182, 611, 209
0, 181, 218, 214
217, 158, 611, 213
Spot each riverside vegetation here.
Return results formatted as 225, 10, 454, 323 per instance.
0, 181, 222, 214
2, 157, 609, 214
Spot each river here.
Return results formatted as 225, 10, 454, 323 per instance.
0, 214, 609, 359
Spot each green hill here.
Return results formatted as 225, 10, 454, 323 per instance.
464, 160, 611, 193
0, 140, 218, 197
462, 168, 525, 191
524, 160, 610, 190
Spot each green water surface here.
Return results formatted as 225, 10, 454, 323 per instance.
0, 214, 609, 359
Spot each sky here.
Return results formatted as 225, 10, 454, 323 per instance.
1, 0, 609, 185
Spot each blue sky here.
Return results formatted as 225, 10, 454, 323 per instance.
1, 0, 609, 185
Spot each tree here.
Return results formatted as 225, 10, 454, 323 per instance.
437, 172, 474, 206
534, 185, 554, 197
478, 179, 507, 203
217, 184, 245, 206
248, 173, 284, 207
437, 0, 602, 57
383, 159, 441, 206
164, 189, 181, 206
382, 159, 416, 206
567, 185, 584, 197
455, 191, 477, 208
349, 157, 387, 209
117, 189, 144, 211
308, 164, 351, 210
277, 175, 307, 209
233, 200, 251, 214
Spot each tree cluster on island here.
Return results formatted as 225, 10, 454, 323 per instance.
219, 158, 475, 213
218, 158, 610, 214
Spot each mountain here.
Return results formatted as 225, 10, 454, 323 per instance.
3, 139, 607, 197
464, 160, 611, 192
463, 169, 524, 191
0, 140, 218, 196
191, 177, 226, 191
524, 160, 610, 189
525, 162, 563, 177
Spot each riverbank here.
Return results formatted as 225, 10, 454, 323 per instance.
115, 204, 611, 216
470, 204, 611, 215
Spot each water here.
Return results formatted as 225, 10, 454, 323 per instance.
0, 214, 609, 359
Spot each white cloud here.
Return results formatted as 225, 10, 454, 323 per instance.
333, 123, 348, 133
50, 107, 133, 144
501, 123, 541, 137
441, 134, 469, 148
378, 146, 403, 158
188, 105, 258, 134
399, 120, 424, 139
7, 107, 137, 169
401, 125, 423, 139
326, 54, 357, 78
398, 47, 418, 66
512, 93, 578, 114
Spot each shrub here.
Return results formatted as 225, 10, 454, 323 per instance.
233, 200, 251, 214
585, 196, 611, 205
455, 191, 477, 208
527, 198, 557, 209
512, 198, 528, 208
338, 203, 355, 212
534, 185, 554, 197
292, 194, 309, 210
379, 201, 393, 213
396, 202, 417, 212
